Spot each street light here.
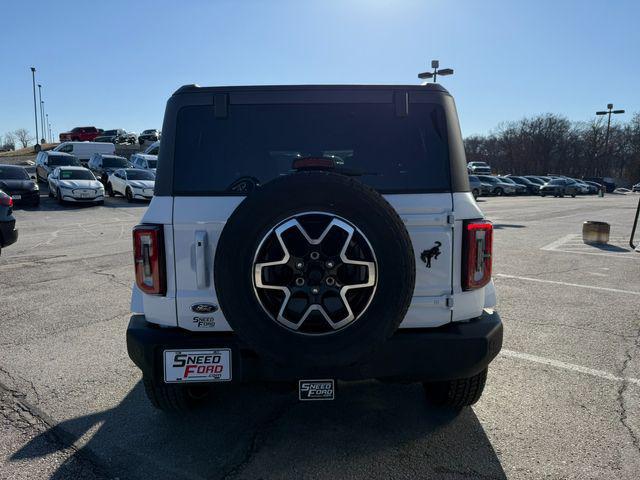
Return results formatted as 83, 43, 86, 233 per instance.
30, 67, 40, 151
595, 103, 625, 175
418, 60, 454, 83
46, 114, 51, 143
38, 84, 46, 144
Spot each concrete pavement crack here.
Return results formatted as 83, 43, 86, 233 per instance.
218, 398, 298, 480
617, 314, 640, 455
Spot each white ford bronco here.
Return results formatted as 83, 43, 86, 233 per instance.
127, 83, 502, 411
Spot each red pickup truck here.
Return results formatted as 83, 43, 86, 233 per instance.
59, 126, 103, 142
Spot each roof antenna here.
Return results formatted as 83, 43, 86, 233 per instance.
418, 60, 454, 84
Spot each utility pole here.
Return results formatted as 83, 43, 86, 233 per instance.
38, 84, 45, 143
418, 60, 454, 83
30, 67, 39, 150
595, 103, 624, 176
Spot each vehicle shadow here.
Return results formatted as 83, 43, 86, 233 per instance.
588, 243, 631, 253
493, 224, 526, 229
11, 380, 506, 480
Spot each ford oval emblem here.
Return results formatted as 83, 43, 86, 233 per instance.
191, 303, 218, 314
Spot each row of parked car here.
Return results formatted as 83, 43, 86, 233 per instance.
0, 141, 159, 209
468, 174, 606, 199
58, 126, 160, 146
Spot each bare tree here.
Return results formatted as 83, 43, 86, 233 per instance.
13, 128, 32, 148
3, 131, 16, 148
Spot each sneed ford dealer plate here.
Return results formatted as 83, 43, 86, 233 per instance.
164, 349, 231, 383
299, 379, 335, 401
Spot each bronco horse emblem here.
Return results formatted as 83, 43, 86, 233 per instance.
420, 241, 442, 268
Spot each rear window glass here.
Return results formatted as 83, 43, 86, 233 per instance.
173, 103, 450, 194
60, 169, 95, 180
103, 158, 129, 168
49, 155, 79, 166
0, 166, 29, 180
127, 170, 155, 180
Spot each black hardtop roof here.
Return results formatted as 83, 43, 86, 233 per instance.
172, 83, 450, 96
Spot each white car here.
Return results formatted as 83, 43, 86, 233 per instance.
143, 141, 159, 156
130, 153, 158, 174
107, 168, 155, 202
47, 166, 105, 205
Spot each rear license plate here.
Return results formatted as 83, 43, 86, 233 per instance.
163, 349, 231, 383
11, 195, 21, 200
299, 379, 335, 401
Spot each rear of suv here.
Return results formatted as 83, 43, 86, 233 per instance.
127, 84, 503, 411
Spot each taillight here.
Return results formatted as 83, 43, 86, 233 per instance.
462, 220, 493, 291
133, 225, 166, 295
0, 192, 12, 207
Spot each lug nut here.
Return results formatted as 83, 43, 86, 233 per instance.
325, 261, 335, 269
325, 277, 335, 286
311, 287, 320, 294
295, 277, 305, 286
310, 251, 320, 260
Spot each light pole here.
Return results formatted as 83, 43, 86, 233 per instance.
30, 67, 40, 150
418, 60, 454, 83
596, 103, 625, 176
46, 114, 51, 143
38, 84, 46, 143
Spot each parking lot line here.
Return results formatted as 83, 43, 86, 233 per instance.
495, 273, 640, 296
502, 349, 640, 387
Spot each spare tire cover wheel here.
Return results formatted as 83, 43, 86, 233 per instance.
214, 172, 416, 367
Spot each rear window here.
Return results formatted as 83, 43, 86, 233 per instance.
49, 155, 79, 167
127, 170, 155, 180
173, 103, 450, 194
0, 166, 29, 180
103, 158, 129, 168
146, 159, 157, 168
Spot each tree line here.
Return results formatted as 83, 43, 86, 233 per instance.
1, 129, 33, 150
464, 112, 640, 185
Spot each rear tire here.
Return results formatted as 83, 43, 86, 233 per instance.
472, 188, 479, 199
143, 377, 209, 412
494, 188, 503, 196
423, 368, 488, 409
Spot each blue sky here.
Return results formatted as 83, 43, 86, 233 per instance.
0, 0, 638, 141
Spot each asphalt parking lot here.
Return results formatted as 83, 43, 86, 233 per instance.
1, 192, 639, 480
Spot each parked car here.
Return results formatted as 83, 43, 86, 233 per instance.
87, 154, 133, 184
584, 180, 605, 193
570, 179, 595, 194
632, 182, 640, 193
127, 83, 502, 412
523, 176, 546, 187
138, 129, 161, 145
477, 175, 516, 196
0, 164, 40, 207
468, 175, 481, 199
497, 176, 527, 195
507, 175, 540, 194
143, 141, 160, 156
58, 126, 103, 142
0, 189, 18, 255
35, 151, 81, 182
467, 161, 492, 174
47, 166, 105, 205
583, 177, 616, 193
53, 141, 116, 166
107, 168, 155, 202
539, 178, 580, 197
94, 129, 137, 145
130, 153, 158, 173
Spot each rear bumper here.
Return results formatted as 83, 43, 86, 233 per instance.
127, 311, 503, 384
0, 220, 18, 248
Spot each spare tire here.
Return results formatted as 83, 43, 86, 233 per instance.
214, 172, 415, 367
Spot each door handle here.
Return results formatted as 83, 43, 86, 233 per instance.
195, 231, 208, 289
